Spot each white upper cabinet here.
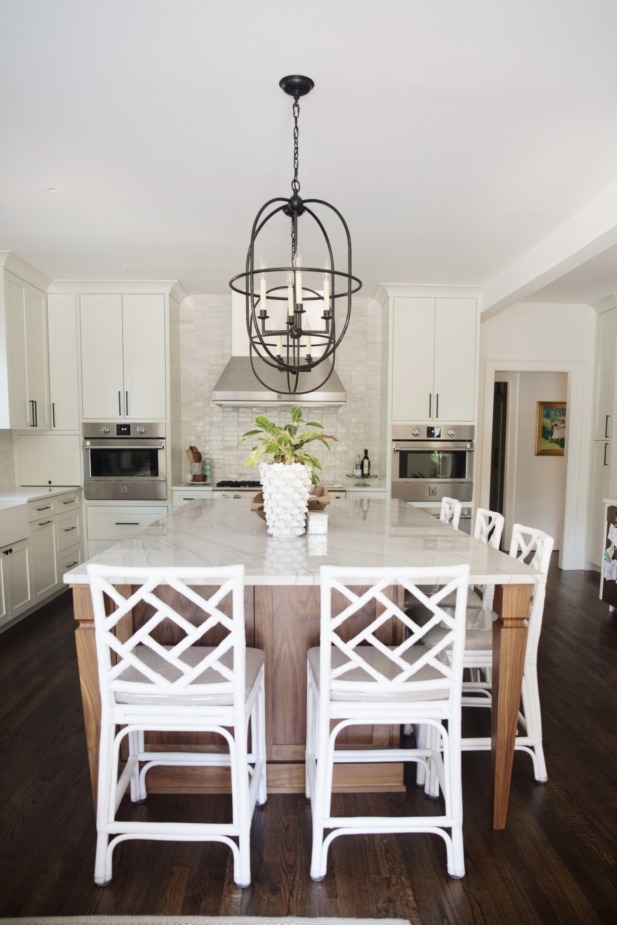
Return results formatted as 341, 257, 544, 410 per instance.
592, 307, 617, 442
80, 293, 167, 420
47, 293, 80, 431
0, 270, 50, 430
391, 296, 477, 422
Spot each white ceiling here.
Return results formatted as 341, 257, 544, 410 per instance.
2, 0, 617, 308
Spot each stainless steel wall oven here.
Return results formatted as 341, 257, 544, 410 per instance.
83, 422, 167, 501
391, 424, 474, 503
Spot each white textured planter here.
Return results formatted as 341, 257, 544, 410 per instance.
259, 462, 312, 537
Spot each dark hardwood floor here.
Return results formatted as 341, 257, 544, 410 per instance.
1, 557, 616, 924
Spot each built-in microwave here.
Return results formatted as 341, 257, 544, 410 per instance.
82, 422, 167, 501
391, 424, 474, 503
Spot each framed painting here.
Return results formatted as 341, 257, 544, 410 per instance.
535, 401, 567, 456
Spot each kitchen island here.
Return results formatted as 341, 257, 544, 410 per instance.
65, 498, 541, 829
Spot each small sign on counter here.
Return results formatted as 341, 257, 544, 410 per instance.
307, 511, 328, 534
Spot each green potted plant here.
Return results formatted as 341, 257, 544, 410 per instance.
241, 407, 337, 536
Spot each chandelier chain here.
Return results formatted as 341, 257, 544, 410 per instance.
292, 97, 301, 194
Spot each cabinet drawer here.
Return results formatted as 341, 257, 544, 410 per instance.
55, 491, 81, 512
28, 498, 57, 521
56, 509, 82, 551
86, 505, 167, 541
57, 543, 83, 575
172, 488, 213, 508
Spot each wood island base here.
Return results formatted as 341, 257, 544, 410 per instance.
71, 583, 404, 805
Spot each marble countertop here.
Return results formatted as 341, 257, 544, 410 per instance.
0, 485, 81, 504
63, 498, 542, 588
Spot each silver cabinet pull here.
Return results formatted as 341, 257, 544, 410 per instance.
118, 391, 122, 415
428, 394, 432, 418
125, 391, 129, 416
604, 443, 609, 467
435, 393, 439, 419
606, 414, 611, 439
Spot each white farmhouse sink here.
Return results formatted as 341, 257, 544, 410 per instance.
0, 500, 29, 547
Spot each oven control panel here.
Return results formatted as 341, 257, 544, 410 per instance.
396, 424, 473, 441
83, 422, 166, 439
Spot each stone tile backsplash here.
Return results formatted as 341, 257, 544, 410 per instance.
174, 294, 387, 487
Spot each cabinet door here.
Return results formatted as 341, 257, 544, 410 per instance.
30, 518, 58, 602
7, 539, 33, 617
433, 298, 477, 422
391, 297, 435, 421
593, 308, 617, 441
588, 440, 611, 568
25, 285, 51, 429
122, 294, 167, 419
0, 551, 6, 626
1, 538, 34, 628
17, 434, 82, 487
5, 274, 50, 429
80, 294, 124, 419
48, 293, 80, 430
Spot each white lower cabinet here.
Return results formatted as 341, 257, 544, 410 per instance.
28, 489, 84, 606
29, 516, 58, 604
86, 504, 168, 556
1, 489, 83, 633
172, 487, 213, 508
0, 539, 33, 629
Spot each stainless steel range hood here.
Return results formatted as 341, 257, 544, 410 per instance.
212, 356, 347, 406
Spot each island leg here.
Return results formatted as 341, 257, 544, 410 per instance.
490, 582, 532, 829
72, 584, 100, 808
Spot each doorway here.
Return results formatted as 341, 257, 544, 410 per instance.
489, 381, 508, 519
484, 370, 567, 555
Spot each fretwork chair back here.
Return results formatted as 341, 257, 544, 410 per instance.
440, 497, 462, 530
467, 507, 505, 611
408, 506, 505, 754
87, 563, 267, 888
435, 506, 505, 612
461, 524, 554, 781
306, 563, 469, 881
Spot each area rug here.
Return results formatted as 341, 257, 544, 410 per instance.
0, 918, 411, 925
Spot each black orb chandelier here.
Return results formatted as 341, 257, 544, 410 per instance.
229, 75, 362, 395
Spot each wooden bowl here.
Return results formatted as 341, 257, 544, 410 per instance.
250, 485, 331, 521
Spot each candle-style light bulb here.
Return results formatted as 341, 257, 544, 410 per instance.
287, 272, 295, 317
322, 270, 330, 315
294, 253, 303, 306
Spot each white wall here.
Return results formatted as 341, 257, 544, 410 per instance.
478, 301, 596, 569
